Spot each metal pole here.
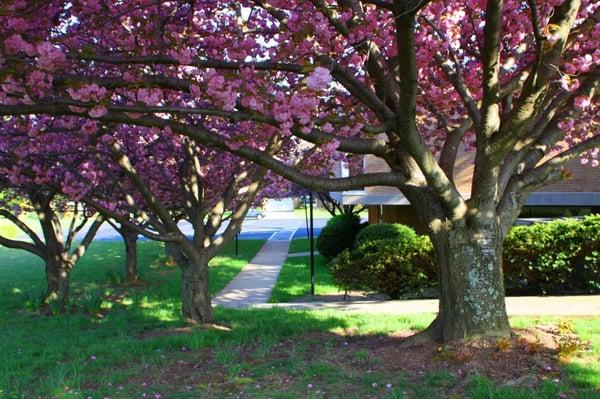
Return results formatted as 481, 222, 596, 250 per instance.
304, 195, 310, 238
309, 191, 315, 299
235, 233, 239, 257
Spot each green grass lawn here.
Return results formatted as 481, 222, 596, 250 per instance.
1, 240, 599, 398
269, 255, 341, 302
288, 237, 312, 253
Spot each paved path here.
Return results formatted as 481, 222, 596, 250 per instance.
212, 223, 303, 308
252, 295, 600, 316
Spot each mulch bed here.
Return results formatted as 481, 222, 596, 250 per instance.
114, 324, 589, 397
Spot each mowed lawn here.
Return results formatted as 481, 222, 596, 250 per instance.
0, 239, 598, 398
269, 254, 340, 302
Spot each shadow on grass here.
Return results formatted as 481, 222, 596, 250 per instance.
1, 242, 599, 398
565, 361, 600, 392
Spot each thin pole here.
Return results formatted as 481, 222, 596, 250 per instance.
304, 195, 310, 237
235, 233, 239, 257
309, 191, 315, 299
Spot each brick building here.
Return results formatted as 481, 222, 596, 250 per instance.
334, 152, 600, 233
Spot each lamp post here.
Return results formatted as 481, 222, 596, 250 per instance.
309, 191, 315, 299
235, 232, 239, 257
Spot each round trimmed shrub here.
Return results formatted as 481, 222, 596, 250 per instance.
331, 236, 436, 298
317, 214, 362, 260
355, 223, 418, 247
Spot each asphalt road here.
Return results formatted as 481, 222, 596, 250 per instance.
76, 212, 330, 241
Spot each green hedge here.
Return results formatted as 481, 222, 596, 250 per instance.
503, 215, 600, 294
316, 214, 362, 260
330, 217, 600, 298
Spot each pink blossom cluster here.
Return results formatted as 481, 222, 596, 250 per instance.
67, 84, 108, 103
36, 42, 66, 71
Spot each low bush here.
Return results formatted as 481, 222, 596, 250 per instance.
355, 223, 418, 247
331, 216, 600, 298
331, 235, 436, 299
503, 214, 600, 294
317, 214, 362, 260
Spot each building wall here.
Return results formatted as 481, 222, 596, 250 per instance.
368, 205, 428, 234
362, 147, 600, 230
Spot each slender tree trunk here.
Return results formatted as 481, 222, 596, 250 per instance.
427, 224, 511, 341
122, 228, 138, 283
181, 253, 214, 325
43, 251, 70, 311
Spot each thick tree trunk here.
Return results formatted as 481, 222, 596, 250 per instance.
122, 228, 138, 283
165, 241, 186, 266
427, 225, 511, 341
43, 255, 70, 311
181, 253, 214, 325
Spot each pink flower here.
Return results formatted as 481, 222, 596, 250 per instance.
36, 42, 66, 71
4, 34, 35, 56
7, 17, 28, 32
170, 48, 195, 64
560, 76, 580, 92
574, 96, 591, 109
67, 84, 107, 102
82, 120, 99, 135
89, 105, 107, 118
138, 88, 163, 106
26, 71, 53, 97
557, 119, 574, 131
306, 66, 332, 91
321, 123, 334, 133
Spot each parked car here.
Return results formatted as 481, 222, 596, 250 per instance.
245, 208, 265, 219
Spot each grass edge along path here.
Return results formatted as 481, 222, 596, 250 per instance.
269, 254, 340, 302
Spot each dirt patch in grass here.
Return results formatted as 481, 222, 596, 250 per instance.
123, 348, 220, 390
365, 328, 561, 389
139, 326, 195, 340
139, 323, 232, 340
113, 325, 589, 397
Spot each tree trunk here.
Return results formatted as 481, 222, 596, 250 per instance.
427, 225, 511, 341
43, 255, 70, 311
181, 253, 214, 325
122, 228, 138, 283
165, 241, 186, 266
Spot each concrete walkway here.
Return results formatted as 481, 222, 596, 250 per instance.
212, 225, 302, 308
252, 295, 600, 316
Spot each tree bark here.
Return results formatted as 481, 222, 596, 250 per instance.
122, 227, 138, 283
181, 253, 214, 325
165, 241, 186, 266
427, 224, 511, 341
43, 252, 70, 311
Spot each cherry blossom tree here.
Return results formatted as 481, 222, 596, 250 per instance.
0, 0, 598, 339
0, 118, 105, 309
74, 124, 277, 324
0, 116, 287, 322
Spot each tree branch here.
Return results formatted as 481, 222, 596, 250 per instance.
0, 209, 45, 249
0, 234, 45, 258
